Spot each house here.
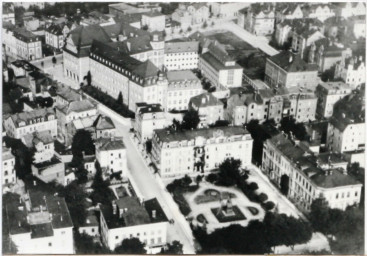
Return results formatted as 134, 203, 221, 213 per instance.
100, 197, 168, 253
3, 108, 57, 139
238, 3, 275, 36
199, 41, 243, 89
13, 28, 43, 61
2, 145, 16, 187
141, 11, 166, 32
275, 3, 304, 22
189, 93, 224, 127
348, 15, 366, 39
45, 23, 70, 51
2, 3, 15, 24
171, 3, 209, 30
2, 21, 18, 59
164, 41, 199, 71
262, 133, 363, 211
95, 137, 127, 176
305, 4, 335, 22
151, 126, 253, 178
291, 27, 324, 59
63, 25, 112, 88
54, 84, 82, 106
55, 99, 98, 144
315, 82, 353, 118
335, 2, 366, 18
31, 156, 65, 185
89, 40, 168, 112
264, 51, 318, 88
79, 212, 99, 238
22, 131, 55, 164
166, 70, 203, 111
4, 190, 74, 254
210, 2, 250, 19
135, 103, 166, 142
334, 56, 366, 88
308, 38, 352, 72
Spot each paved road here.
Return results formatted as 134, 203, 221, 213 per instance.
98, 108, 196, 254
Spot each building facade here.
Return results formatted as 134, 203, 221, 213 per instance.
164, 41, 199, 71
2, 146, 16, 187
152, 126, 253, 178
334, 56, 365, 89
189, 93, 224, 127
238, 3, 275, 36
14, 28, 43, 61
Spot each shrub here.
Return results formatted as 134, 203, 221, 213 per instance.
248, 182, 259, 190
257, 193, 268, 202
206, 173, 218, 183
264, 201, 275, 211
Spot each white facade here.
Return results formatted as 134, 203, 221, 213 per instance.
308, 5, 335, 22
95, 138, 127, 176
63, 49, 90, 88
2, 27, 17, 59
135, 104, 167, 142
327, 121, 365, 153
141, 13, 166, 32
334, 58, 366, 88
164, 41, 199, 71
45, 31, 64, 50
339, 2, 366, 18
152, 127, 253, 178
210, 2, 250, 19
2, 147, 16, 186
15, 34, 42, 61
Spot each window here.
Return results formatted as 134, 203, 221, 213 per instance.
115, 236, 119, 239
48, 242, 52, 247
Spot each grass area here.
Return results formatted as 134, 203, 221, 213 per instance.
211, 205, 246, 223
204, 31, 258, 60
194, 189, 237, 204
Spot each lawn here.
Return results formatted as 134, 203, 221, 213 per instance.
204, 31, 259, 60
194, 189, 236, 204
211, 205, 246, 223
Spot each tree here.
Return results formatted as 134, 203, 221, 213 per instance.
161, 240, 183, 254
114, 238, 146, 254
117, 91, 123, 105
145, 140, 152, 154
52, 56, 57, 66
202, 21, 208, 29
86, 71, 92, 86
280, 116, 309, 141
75, 231, 110, 254
217, 158, 242, 186
90, 161, 115, 205
2, 193, 19, 254
195, 175, 203, 186
187, 26, 192, 32
182, 110, 200, 130
309, 197, 330, 234
142, 25, 149, 30
71, 129, 95, 161
209, 120, 230, 127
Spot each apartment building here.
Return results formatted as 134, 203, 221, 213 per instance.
151, 126, 253, 178
166, 70, 203, 111
4, 108, 57, 139
171, 3, 209, 30
2, 3, 15, 24
2, 146, 16, 187
199, 41, 243, 89
100, 197, 168, 253
264, 51, 318, 88
262, 133, 362, 211
326, 116, 365, 154
336, 2, 366, 18
45, 24, 68, 50
291, 28, 324, 59
63, 25, 112, 88
275, 3, 304, 22
286, 93, 318, 123
22, 131, 55, 164
306, 4, 335, 22
13, 28, 43, 61
2, 22, 18, 59
135, 103, 166, 142
89, 40, 168, 112
164, 41, 199, 71
5, 190, 74, 254
141, 11, 165, 32
95, 137, 127, 176
210, 2, 250, 19
238, 3, 275, 36
189, 93, 224, 127
334, 56, 365, 89
315, 82, 352, 118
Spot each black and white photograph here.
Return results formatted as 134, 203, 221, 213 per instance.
1, 1, 366, 254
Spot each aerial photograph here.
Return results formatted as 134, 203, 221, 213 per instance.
1, 1, 365, 254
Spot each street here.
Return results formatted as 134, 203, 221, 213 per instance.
98, 107, 196, 254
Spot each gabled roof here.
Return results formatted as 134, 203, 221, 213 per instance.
133, 60, 159, 78
190, 93, 224, 108
268, 51, 318, 72
22, 130, 54, 148
94, 115, 115, 130
68, 24, 111, 49
95, 137, 125, 151
56, 100, 96, 115
9, 108, 55, 128
165, 41, 199, 54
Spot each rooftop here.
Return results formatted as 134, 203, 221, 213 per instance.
56, 100, 96, 115
268, 51, 318, 72
155, 126, 250, 143
8, 108, 55, 128
201, 52, 241, 71
137, 103, 164, 115
167, 70, 200, 83
190, 93, 224, 108
2, 146, 15, 161
22, 131, 54, 148
165, 41, 199, 54
95, 137, 125, 151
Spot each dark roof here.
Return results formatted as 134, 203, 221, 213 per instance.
268, 133, 307, 161
201, 52, 241, 71
138, 103, 164, 114
142, 10, 164, 17
95, 137, 125, 151
144, 198, 169, 223
165, 41, 199, 53
31, 223, 54, 239
310, 169, 361, 188
56, 100, 96, 115
13, 28, 41, 42
94, 115, 115, 130
122, 35, 153, 54
8, 108, 55, 128
268, 51, 318, 72
45, 23, 63, 35
190, 93, 224, 108
68, 25, 111, 48
155, 126, 250, 143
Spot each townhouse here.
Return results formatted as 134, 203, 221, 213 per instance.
22, 131, 55, 164
13, 28, 43, 61
238, 3, 275, 36
151, 126, 253, 178
189, 93, 224, 127
141, 11, 166, 32
210, 2, 250, 19
2, 145, 16, 187
334, 56, 365, 89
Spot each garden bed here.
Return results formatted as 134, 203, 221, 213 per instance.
247, 206, 259, 216
211, 205, 246, 223
194, 189, 236, 204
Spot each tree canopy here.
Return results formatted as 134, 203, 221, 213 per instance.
74, 231, 110, 254
182, 110, 200, 130
114, 238, 146, 254
161, 240, 183, 254
280, 116, 309, 141
90, 161, 115, 205
217, 158, 242, 186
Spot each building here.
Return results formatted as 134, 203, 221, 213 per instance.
210, 2, 250, 19
135, 103, 166, 142
45, 23, 69, 51
264, 51, 318, 88
189, 93, 224, 127
285, 92, 318, 123
54, 84, 82, 106
2, 22, 18, 59
309, 38, 352, 72
349, 15, 366, 39
141, 11, 165, 32
199, 41, 243, 89
326, 117, 365, 154
334, 2, 366, 18
171, 3, 209, 30
238, 3, 275, 36
109, 3, 161, 17
89, 40, 168, 112
95, 137, 127, 176
4, 108, 57, 139
164, 41, 199, 71
63, 25, 112, 88
4, 190, 74, 254
24, 17, 41, 32
22, 131, 55, 164
55, 99, 98, 144
262, 133, 362, 211
32, 156, 65, 184
334, 56, 366, 89
100, 197, 168, 253
2, 3, 15, 24
151, 126, 253, 178
166, 70, 203, 111
13, 28, 43, 61
275, 3, 304, 22
291, 28, 324, 59
306, 4, 335, 22
79, 212, 99, 238
315, 82, 352, 118
2, 145, 16, 187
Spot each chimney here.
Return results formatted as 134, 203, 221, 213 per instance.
126, 41, 131, 51
152, 210, 156, 219
289, 54, 293, 63
33, 180, 37, 186
18, 221, 21, 227
112, 201, 117, 215
202, 97, 206, 104
61, 215, 63, 221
